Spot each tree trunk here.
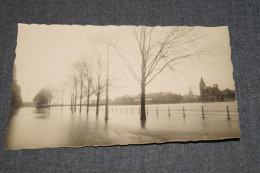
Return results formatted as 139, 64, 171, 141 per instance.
61, 89, 64, 112
79, 79, 83, 113
140, 56, 146, 120
86, 86, 90, 114
74, 85, 77, 112
70, 95, 73, 112
105, 44, 109, 121
48, 99, 51, 109
79, 92, 82, 113
140, 82, 146, 120
96, 91, 100, 116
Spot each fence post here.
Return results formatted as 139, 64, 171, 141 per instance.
202, 106, 205, 119
226, 106, 230, 119
157, 107, 158, 116
183, 106, 185, 118
147, 107, 149, 116
168, 107, 171, 116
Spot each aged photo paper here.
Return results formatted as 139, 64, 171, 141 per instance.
5, 24, 240, 149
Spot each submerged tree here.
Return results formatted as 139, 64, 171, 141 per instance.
92, 51, 106, 116
10, 64, 23, 111
104, 44, 110, 121
73, 59, 86, 113
33, 88, 54, 109
115, 26, 204, 120
71, 74, 79, 113
82, 58, 94, 115
62, 78, 77, 113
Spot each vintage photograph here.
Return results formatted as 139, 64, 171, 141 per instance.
5, 24, 240, 149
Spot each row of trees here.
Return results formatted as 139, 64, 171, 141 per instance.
33, 88, 54, 109
67, 46, 109, 120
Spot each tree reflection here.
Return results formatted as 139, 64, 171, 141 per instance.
34, 107, 50, 119
140, 120, 146, 129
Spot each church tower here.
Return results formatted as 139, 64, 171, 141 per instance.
199, 76, 206, 96
188, 86, 194, 96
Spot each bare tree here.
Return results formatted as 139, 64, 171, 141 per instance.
73, 75, 78, 113
114, 26, 204, 120
105, 43, 110, 121
92, 51, 106, 116
66, 81, 76, 113
72, 59, 87, 113
82, 57, 94, 115
69, 87, 74, 113
66, 73, 79, 113
61, 78, 76, 113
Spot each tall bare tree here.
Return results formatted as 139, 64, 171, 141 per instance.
69, 87, 74, 113
92, 51, 106, 116
115, 26, 204, 120
67, 73, 79, 113
82, 57, 94, 115
73, 75, 78, 113
62, 78, 76, 113
67, 82, 76, 113
73, 59, 87, 113
105, 43, 110, 121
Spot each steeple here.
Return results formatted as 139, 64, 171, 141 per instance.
188, 86, 194, 96
199, 76, 205, 89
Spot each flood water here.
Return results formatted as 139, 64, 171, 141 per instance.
5, 102, 240, 149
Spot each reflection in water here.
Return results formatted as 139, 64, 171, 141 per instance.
34, 108, 50, 119
227, 119, 232, 128
8, 108, 19, 120
140, 120, 146, 129
104, 120, 109, 130
5, 102, 240, 149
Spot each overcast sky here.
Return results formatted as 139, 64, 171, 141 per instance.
15, 24, 235, 103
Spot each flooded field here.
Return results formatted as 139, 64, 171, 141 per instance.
5, 102, 240, 149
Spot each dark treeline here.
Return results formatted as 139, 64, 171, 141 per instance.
33, 88, 54, 109
9, 65, 23, 115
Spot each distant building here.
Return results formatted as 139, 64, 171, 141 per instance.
111, 92, 183, 105
113, 95, 135, 105
134, 92, 182, 104
183, 87, 199, 102
199, 77, 236, 102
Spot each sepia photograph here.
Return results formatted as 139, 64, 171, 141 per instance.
5, 24, 240, 150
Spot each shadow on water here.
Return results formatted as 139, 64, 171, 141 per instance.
141, 120, 146, 129
104, 120, 109, 130
8, 108, 20, 121
33, 108, 50, 119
